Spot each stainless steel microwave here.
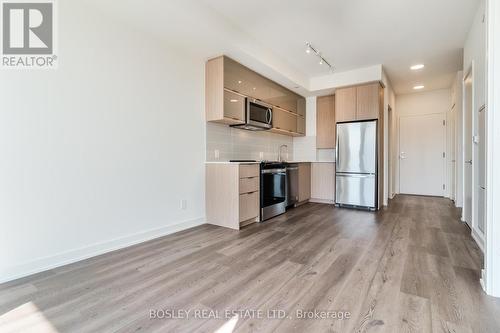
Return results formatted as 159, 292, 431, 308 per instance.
231, 98, 273, 131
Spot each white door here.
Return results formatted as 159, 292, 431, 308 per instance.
399, 113, 445, 196
463, 71, 473, 227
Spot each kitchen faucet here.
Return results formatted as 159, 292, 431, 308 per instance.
278, 144, 288, 162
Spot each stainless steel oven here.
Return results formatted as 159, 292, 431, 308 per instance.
232, 98, 273, 131
260, 162, 287, 221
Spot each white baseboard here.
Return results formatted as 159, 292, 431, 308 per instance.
480, 269, 486, 293
0, 217, 205, 284
309, 198, 335, 205
471, 228, 485, 253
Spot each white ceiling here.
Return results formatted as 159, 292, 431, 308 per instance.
87, 0, 480, 95
200, 0, 479, 94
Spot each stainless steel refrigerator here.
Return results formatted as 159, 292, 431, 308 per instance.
335, 120, 377, 210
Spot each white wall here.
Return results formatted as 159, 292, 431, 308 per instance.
464, 0, 487, 112
485, 0, 500, 297
394, 89, 452, 194
206, 123, 293, 161
463, 0, 487, 249
0, 2, 206, 282
309, 65, 383, 93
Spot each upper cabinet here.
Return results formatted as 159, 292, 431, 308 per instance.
335, 87, 356, 122
297, 98, 306, 117
356, 83, 381, 120
223, 90, 245, 123
206, 56, 306, 137
335, 83, 383, 123
272, 107, 297, 134
316, 95, 336, 149
297, 116, 306, 135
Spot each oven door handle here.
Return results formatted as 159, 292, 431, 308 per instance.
261, 168, 286, 174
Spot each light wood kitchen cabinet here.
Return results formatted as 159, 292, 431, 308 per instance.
239, 191, 260, 224
356, 83, 381, 120
297, 98, 306, 117
206, 163, 260, 230
335, 83, 383, 123
316, 95, 336, 149
298, 163, 311, 203
224, 56, 268, 99
311, 163, 335, 203
273, 108, 297, 133
223, 90, 245, 123
297, 116, 306, 135
205, 55, 306, 136
335, 87, 357, 122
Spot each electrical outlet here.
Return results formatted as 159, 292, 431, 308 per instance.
180, 199, 187, 210
214, 150, 220, 160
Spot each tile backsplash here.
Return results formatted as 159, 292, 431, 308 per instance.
293, 136, 335, 162
206, 122, 293, 161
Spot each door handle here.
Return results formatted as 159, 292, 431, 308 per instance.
465, 160, 473, 165
336, 174, 374, 178
336, 134, 340, 166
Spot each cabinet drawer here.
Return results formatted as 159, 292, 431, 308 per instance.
239, 177, 260, 194
239, 164, 259, 178
239, 191, 260, 222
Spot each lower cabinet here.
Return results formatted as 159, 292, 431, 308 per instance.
311, 163, 335, 203
206, 163, 260, 230
239, 191, 259, 225
298, 163, 311, 203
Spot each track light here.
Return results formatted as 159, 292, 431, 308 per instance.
305, 42, 333, 71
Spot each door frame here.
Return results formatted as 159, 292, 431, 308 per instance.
388, 105, 394, 198
485, 0, 500, 297
462, 64, 475, 231
398, 112, 446, 197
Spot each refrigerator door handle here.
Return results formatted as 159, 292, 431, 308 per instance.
336, 173, 375, 178
336, 132, 340, 169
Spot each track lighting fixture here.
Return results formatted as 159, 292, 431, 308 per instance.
305, 42, 334, 71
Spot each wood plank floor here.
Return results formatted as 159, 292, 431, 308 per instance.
1, 195, 500, 332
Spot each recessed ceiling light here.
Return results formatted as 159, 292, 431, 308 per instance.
319, 59, 323, 65
306, 48, 311, 54
413, 85, 425, 90
237, 80, 242, 84
411, 64, 425, 70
